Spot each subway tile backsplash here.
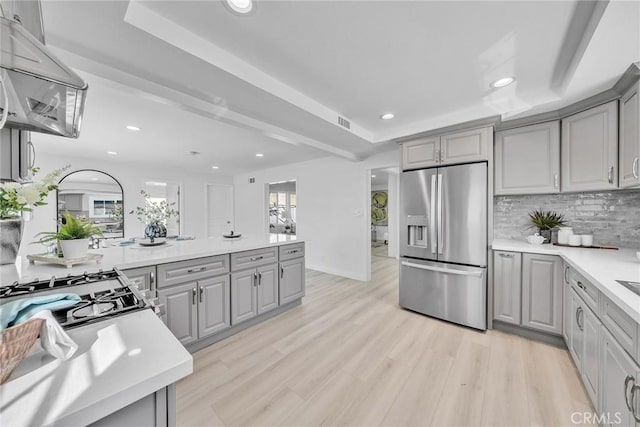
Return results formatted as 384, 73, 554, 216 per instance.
494, 190, 640, 249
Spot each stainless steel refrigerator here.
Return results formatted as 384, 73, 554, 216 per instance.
399, 162, 487, 330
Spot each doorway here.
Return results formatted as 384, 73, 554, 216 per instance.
268, 180, 296, 235
370, 167, 399, 260
206, 184, 234, 237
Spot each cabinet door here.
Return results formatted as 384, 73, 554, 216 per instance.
562, 101, 618, 192
198, 275, 231, 339
620, 82, 640, 188
581, 305, 600, 410
439, 126, 490, 165
257, 264, 279, 314
231, 269, 257, 324
495, 121, 560, 195
122, 266, 156, 293
401, 137, 439, 170
562, 263, 571, 343
280, 258, 305, 305
521, 253, 562, 335
569, 289, 584, 370
158, 283, 198, 345
492, 251, 522, 325
601, 326, 638, 427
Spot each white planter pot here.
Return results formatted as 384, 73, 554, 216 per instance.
59, 238, 90, 259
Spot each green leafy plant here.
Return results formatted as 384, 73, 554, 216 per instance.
528, 209, 566, 230
130, 190, 179, 225
36, 211, 103, 243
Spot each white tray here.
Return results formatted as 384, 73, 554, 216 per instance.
26, 253, 103, 269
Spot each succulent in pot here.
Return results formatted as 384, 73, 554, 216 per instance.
36, 211, 103, 259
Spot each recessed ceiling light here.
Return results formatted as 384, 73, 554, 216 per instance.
126, 125, 140, 131
256, 153, 264, 157
380, 113, 395, 120
107, 151, 118, 155
188, 151, 201, 156
371, 175, 377, 178
490, 77, 515, 88
224, 0, 254, 15
211, 166, 219, 169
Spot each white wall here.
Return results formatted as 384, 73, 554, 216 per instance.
234, 149, 399, 281
20, 151, 232, 255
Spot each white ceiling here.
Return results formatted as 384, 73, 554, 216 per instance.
33, 0, 640, 170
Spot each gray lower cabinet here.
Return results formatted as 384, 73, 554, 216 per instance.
620, 81, 640, 188
279, 258, 305, 305
123, 266, 156, 294
521, 253, 562, 335
158, 275, 231, 345
89, 386, 173, 427
493, 251, 522, 325
569, 288, 584, 368
231, 263, 279, 325
601, 326, 639, 426
582, 304, 601, 409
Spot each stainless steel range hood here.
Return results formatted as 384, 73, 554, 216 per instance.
0, 9, 87, 137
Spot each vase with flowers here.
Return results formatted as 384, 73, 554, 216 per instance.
0, 165, 69, 264
130, 190, 179, 239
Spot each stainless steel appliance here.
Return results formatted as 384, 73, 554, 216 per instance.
1, 269, 162, 329
399, 162, 488, 330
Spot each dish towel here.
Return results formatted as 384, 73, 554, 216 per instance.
31, 310, 79, 360
0, 293, 81, 329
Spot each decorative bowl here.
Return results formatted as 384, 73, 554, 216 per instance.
526, 234, 546, 245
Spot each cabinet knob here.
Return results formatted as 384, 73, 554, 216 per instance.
608, 165, 615, 184
625, 375, 636, 411
192, 288, 197, 305
553, 174, 559, 189
633, 157, 639, 180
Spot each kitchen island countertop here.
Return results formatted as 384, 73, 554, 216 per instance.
0, 309, 192, 427
1, 234, 302, 284
492, 238, 640, 324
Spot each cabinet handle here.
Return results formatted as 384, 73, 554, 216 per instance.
199, 286, 204, 303
258, 272, 262, 285
625, 375, 635, 411
498, 252, 514, 258
564, 266, 569, 284
608, 166, 614, 184
287, 249, 299, 255
634, 158, 639, 180
150, 271, 155, 292
250, 255, 264, 261
577, 281, 586, 291
554, 174, 559, 189
576, 307, 584, 331
0, 73, 8, 129
192, 287, 197, 305
632, 385, 640, 422
281, 266, 284, 278
253, 272, 258, 287
27, 140, 36, 170
187, 266, 206, 274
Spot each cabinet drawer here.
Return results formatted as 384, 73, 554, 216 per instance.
279, 243, 305, 261
600, 294, 637, 359
157, 255, 229, 288
231, 247, 278, 271
570, 269, 599, 313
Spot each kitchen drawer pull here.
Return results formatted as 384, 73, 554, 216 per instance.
633, 157, 639, 180
625, 375, 635, 411
187, 266, 206, 274
258, 272, 262, 285
632, 384, 640, 422
576, 281, 586, 291
250, 256, 264, 261
498, 252, 514, 258
281, 266, 284, 278
150, 271, 155, 291
286, 249, 299, 255
401, 261, 483, 277
576, 307, 584, 331
564, 266, 569, 284
609, 165, 614, 184
199, 286, 204, 303
253, 272, 258, 287
192, 287, 197, 305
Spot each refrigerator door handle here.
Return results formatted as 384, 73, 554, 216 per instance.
430, 174, 437, 253
401, 261, 483, 277
437, 173, 443, 254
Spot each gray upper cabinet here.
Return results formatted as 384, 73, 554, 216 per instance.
561, 101, 618, 192
521, 253, 562, 335
280, 258, 305, 305
257, 264, 279, 314
620, 82, 640, 188
601, 326, 639, 427
495, 121, 560, 195
158, 282, 198, 345
231, 269, 258, 325
198, 275, 231, 339
493, 251, 522, 325
401, 137, 439, 170
401, 126, 491, 171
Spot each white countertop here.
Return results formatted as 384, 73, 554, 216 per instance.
1, 234, 302, 284
492, 238, 640, 323
0, 309, 193, 427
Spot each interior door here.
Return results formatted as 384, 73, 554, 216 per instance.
399, 168, 437, 260
207, 184, 234, 237
438, 162, 487, 266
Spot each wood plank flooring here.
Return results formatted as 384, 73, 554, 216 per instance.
176, 255, 594, 427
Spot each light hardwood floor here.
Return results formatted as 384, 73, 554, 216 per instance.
176, 254, 594, 427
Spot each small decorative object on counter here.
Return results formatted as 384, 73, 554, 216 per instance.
557, 226, 574, 245
526, 233, 546, 245
35, 211, 103, 259
527, 208, 566, 244
130, 190, 178, 239
0, 165, 69, 265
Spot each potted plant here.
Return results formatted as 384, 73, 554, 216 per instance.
130, 190, 179, 238
36, 211, 103, 259
528, 209, 566, 243
0, 165, 69, 264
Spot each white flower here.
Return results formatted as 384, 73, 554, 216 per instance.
1, 182, 20, 192
17, 185, 42, 205
16, 196, 27, 204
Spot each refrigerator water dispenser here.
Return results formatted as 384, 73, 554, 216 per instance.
407, 215, 428, 248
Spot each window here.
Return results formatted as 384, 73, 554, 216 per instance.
89, 197, 123, 218
268, 181, 296, 234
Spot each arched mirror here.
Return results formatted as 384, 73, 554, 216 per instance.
57, 170, 124, 239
